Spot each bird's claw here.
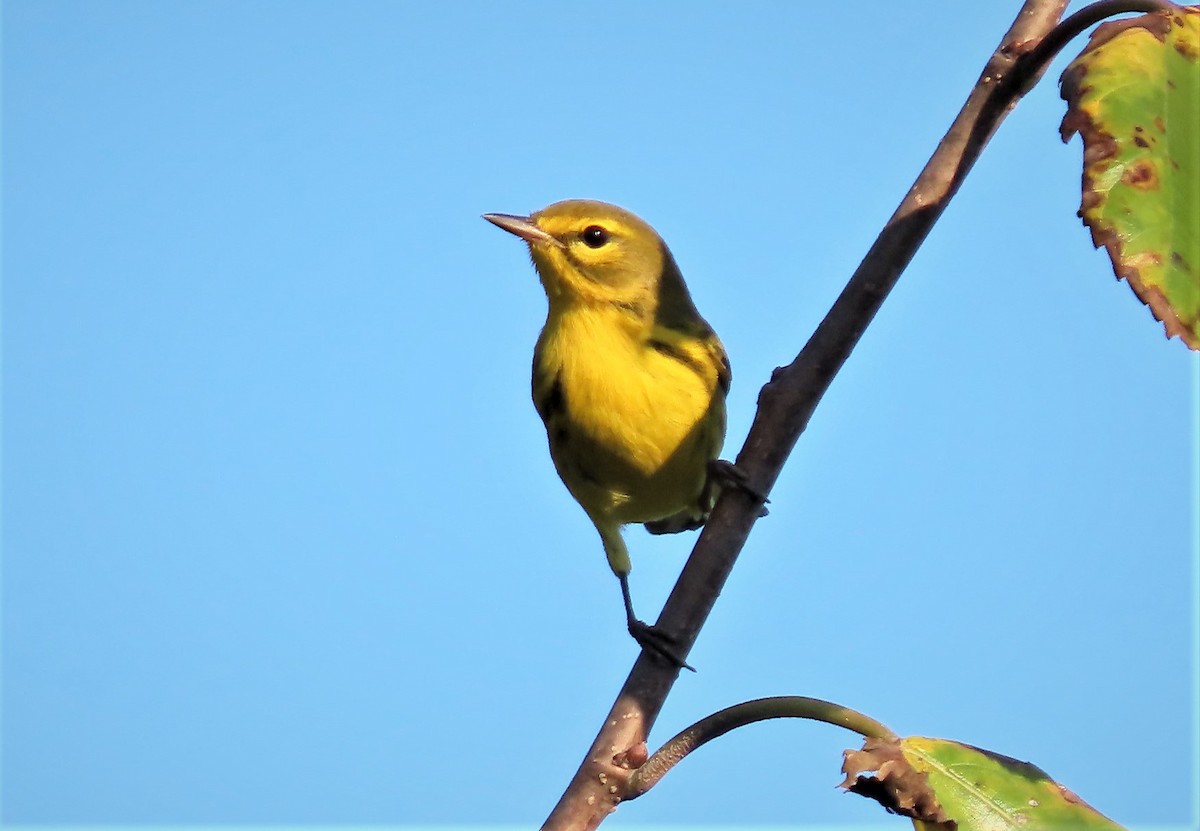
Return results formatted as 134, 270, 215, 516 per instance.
707, 459, 770, 513
628, 619, 695, 672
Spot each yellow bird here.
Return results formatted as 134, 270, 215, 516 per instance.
485, 200, 754, 668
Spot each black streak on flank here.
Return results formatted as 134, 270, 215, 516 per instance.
649, 338, 709, 384
536, 373, 567, 425
716, 350, 731, 395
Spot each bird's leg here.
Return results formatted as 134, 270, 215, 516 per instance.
706, 459, 770, 516
600, 523, 695, 670
620, 573, 695, 672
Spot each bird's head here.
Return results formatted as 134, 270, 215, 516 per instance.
484, 199, 669, 313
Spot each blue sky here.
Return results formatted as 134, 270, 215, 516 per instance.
2, 1, 1196, 827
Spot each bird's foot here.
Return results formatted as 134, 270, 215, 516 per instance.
707, 459, 770, 516
628, 619, 695, 672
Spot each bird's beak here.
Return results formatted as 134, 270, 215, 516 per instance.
482, 213, 563, 248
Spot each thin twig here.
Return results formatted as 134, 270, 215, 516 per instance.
538, 1, 1175, 827
625, 696, 899, 798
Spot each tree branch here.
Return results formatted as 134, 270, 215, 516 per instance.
536, 0, 1150, 827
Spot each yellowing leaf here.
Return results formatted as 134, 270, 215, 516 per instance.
1060, 7, 1200, 349
843, 736, 1124, 831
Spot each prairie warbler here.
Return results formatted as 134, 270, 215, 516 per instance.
484, 200, 749, 668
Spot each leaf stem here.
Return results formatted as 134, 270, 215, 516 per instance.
1006, 0, 1181, 99
624, 697, 898, 799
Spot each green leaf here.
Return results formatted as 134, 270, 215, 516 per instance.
842, 736, 1125, 831
1060, 7, 1200, 349
904, 737, 1124, 831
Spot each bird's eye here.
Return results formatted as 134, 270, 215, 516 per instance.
580, 225, 609, 248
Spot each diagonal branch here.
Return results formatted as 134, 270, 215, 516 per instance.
535, 0, 1156, 827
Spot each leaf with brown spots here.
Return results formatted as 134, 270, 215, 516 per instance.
842, 735, 1126, 831
1060, 7, 1200, 349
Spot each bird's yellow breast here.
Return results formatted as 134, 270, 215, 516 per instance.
533, 304, 724, 524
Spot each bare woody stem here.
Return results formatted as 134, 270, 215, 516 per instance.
540, 1, 1180, 828
625, 697, 899, 799
1013, 0, 1180, 100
